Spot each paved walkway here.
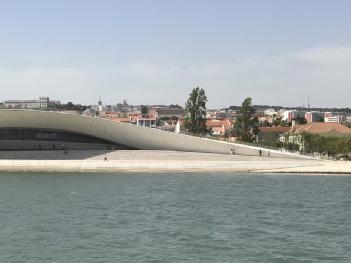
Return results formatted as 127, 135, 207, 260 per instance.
0, 150, 349, 174
0, 150, 313, 161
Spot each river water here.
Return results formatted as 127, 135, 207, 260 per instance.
0, 172, 350, 262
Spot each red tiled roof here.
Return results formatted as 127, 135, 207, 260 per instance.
206, 119, 232, 128
290, 122, 351, 136
259, 126, 290, 133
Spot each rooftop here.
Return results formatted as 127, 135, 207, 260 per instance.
290, 122, 351, 136
259, 126, 290, 133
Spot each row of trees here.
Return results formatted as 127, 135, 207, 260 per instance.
50, 102, 90, 113
301, 132, 351, 158
184, 87, 259, 142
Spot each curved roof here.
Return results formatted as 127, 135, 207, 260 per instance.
0, 109, 226, 153
0, 110, 310, 159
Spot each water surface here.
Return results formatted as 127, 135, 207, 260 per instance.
0, 172, 350, 262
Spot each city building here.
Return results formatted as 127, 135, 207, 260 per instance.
325, 116, 341, 123
305, 111, 324, 123
286, 122, 351, 151
289, 122, 351, 136
324, 112, 332, 119
136, 117, 157, 128
155, 107, 184, 119
258, 126, 290, 143
206, 119, 232, 136
103, 109, 157, 128
4, 97, 59, 109
282, 110, 306, 122
137, 109, 157, 128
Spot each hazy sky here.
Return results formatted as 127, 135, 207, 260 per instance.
1, 0, 351, 108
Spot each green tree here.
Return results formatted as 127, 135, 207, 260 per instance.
66, 102, 74, 110
184, 87, 208, 134
141, 105, 149, 115
232, 97, 260, 142
301, 132, 351, 158
293, 116, 307, 125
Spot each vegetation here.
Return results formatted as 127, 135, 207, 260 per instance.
232, 97, 260, 142
168, 104, 183, 109
184, 87, 208, 134
293, 116, 307, 125
51, 102, 90, 113
259, 139, 284, 149
141, 105, 149, 115
158, 116, 179, 121
285, 142, 300, 152
300, 132, 351, 158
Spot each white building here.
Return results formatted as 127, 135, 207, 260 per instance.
281, 110, 306, 122
4, 97, 50, 109
264, 108, 277, 116
325, 116, 341, 123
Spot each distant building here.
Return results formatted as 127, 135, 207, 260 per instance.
305, 111, 324, 123
206, 110, 219, 119
155, 107, 184, 119
264, 108, 277, 116
206, 119, 232, 136
287, 122, 351, 151
137, 117, 157, 128
325, 116, 341, 123
137, 109, 157, 128
105, 105, 112, 112
258, 126, 290, 143
289, 122, 351, 136
39, 97, 49, 108
324, 112, 332, 119
103, 108, 157, 128
282, 110, 306, 122
4, 97, 57, 109
260, 108, 278, 124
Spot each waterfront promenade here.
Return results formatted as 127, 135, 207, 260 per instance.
0, 150, 349, 174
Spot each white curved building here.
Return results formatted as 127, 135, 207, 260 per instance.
0, 110, 306, 159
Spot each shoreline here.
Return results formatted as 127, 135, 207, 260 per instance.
0, 150, 349, 175
0, 159, 349, 175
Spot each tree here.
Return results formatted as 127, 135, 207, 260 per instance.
232, 97, 259, 142
66, 102, 74, 110
293, 116, 307, 125
141, 105, 149, 115
184, 87, 208, 134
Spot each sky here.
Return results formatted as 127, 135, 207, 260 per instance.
0, 0, 351, 108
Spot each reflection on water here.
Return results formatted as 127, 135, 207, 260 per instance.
0, 172, 351, 262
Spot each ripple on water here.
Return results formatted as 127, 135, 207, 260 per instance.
0, 172, 350, 263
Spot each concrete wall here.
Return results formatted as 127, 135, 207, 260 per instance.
0, 110, 310, 159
